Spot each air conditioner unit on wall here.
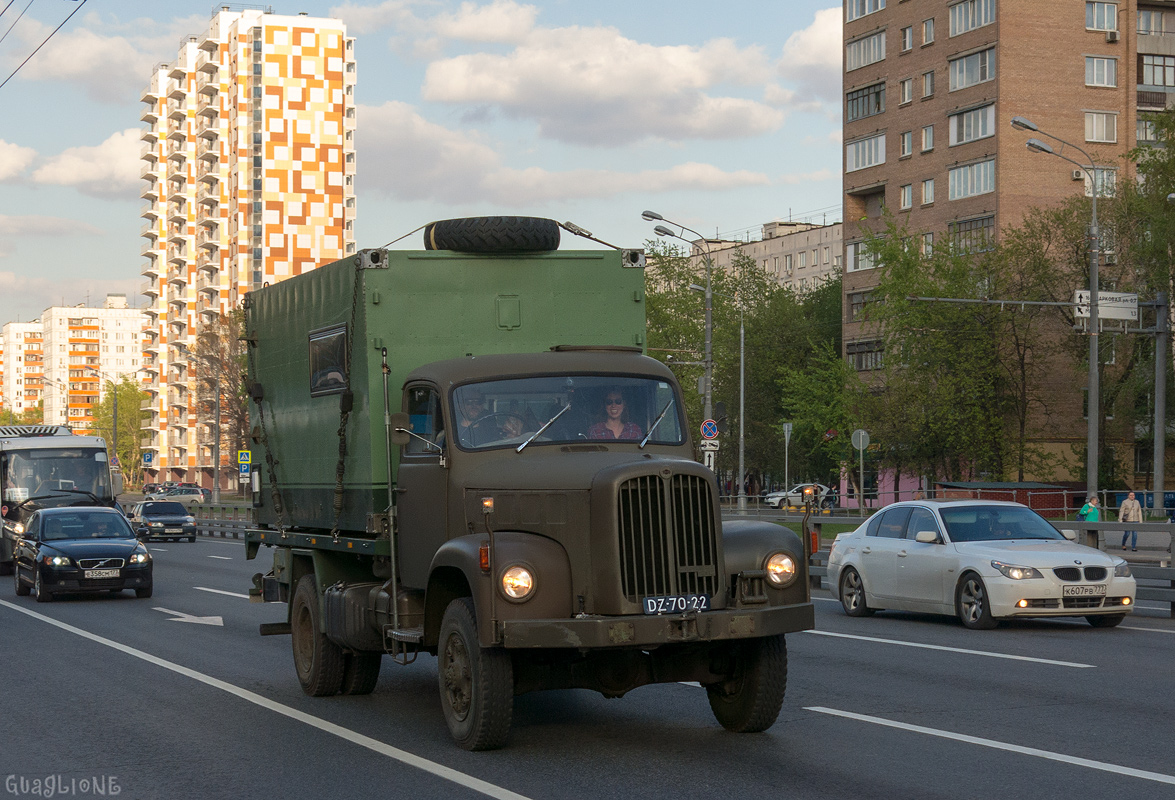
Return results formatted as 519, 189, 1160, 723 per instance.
1072, 169, 1085, 181
1106, 30, 1119, 43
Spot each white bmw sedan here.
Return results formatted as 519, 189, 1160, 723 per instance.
827, 500, 1136, 629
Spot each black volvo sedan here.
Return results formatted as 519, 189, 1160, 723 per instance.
12, 507, 152, 601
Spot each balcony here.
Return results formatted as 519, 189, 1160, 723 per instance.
140, 106, 160, 124
141, 143, 159, 161
197, 215, 219, 230
197, 185, 219, 207
140, 241, 161, 257
167, 249, 188, 268
141, 180, 160, 201
166, 224, 186, 244
196, 228, 220, 251
1138, 90, 1169, 111
140, 222, 158, 239
140, 203, 160, 220
196, 251, 220, 274
166, 162, 186, 184
167, 269, 188, 288
140, 163, 160, 180
198, 80, 218, 98
167, 205, 187, 225
196, 272, 220, 294
166, 126, 186, 142
197, 138, 219, 161
197, 104, 219, 120
140, 281, 159, 300
168, 63, 186, 81
197, 125, 219, 141
167, 104, 186, 123
140, 86, 159, 104
140, 127, 158, 143
141, 258, 161, 278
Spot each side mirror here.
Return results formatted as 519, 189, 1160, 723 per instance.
1060, 529, 1078, 541
112, 473, 124, 496
914, 530, 939, 544
389, 412, 411, 446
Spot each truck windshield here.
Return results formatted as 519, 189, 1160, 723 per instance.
452, 375, 685, 450
3, 448, 112, 508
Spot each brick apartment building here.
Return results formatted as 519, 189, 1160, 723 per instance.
841, 0, 1158, 482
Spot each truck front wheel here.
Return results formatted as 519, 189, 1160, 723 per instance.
291, 575, 345, 696
437, 598, 513, 751
705, 634, 788, 733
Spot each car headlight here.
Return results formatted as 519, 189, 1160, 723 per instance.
991, 560, 1042, 580
765, 552, 797, 587
44, 555, 71, 567
1113, 560, 1131, 578
500, 565, 535, 600
129, 552, 150, 564
184, 517, 195, 525
149, 522, 164, 527
13, 522, 25, 535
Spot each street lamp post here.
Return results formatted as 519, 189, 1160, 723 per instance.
1012, 115, 1101, 501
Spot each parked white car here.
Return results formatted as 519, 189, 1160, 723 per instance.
828, 500, 1136, 629
763, 483, 831, 509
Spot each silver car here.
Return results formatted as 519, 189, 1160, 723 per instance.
828, 500, 1136, 629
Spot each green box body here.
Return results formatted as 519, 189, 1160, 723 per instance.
246, 248, 647, 533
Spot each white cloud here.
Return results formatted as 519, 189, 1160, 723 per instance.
329, 0, 419, 34
777, 7, 843, 103
422, 25, 780, 145
779, 169, 836, 185
432, 0, 538, 43
32, 129, 141, 198
357, 101, 769, 205
0, 141, 36, 182
0, 271, 140, 323
0, 215, 103, 237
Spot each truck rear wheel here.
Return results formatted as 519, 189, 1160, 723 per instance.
423, 216, 560, 253
705, 634, 787, 733
438, 597, 513, 751
340, 652, 382, 695
291, 574, 345, 696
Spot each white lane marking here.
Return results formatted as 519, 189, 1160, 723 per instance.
1123, 625, 1175, 634
806, 706, 1175, 786
152, 607, 224, 626
152, 549, 168, 552
208, 555, 233, 560
194, 586, 250, 600
812, 597, 839, 603
0, 599, 531, 800
677, 682, 702, 688
801, 630, 1094, 668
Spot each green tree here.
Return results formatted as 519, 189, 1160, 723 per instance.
194, 311, 249, 487
91, 379, 150, 486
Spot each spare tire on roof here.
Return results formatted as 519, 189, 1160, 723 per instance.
423, 216, 560, 253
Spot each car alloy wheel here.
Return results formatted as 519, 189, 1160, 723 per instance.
838, 568, 874, 617
956, 575, 997, 630
34, 570, 52, 603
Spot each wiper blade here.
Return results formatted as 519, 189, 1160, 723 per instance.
640, 397, 676, 448
518, 404, 571, 453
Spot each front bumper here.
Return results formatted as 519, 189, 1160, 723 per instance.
39, 564, 153, 594
139, 525, 196, 540
987, 576, 1136, 618
500, 602, 815, 649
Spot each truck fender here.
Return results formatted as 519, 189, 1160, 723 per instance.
721, 519, 806, 603
427, 532, 573, 648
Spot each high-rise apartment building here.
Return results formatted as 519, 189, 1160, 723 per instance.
1, 296, 144, 432
842, 0, 1139, 362
139, 7, 356, 484
1, 323, 43, 418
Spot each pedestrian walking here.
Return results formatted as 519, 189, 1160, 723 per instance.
1079, 495, 1100, 522
1118, 491, 1142, 551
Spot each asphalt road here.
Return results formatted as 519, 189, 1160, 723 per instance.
2, 537, 1174, 800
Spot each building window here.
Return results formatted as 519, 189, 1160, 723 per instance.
899, 184, 913, 210
1085, 111, 1117, 143
901, 26, 913, 51
1138, 115, 1158, 144
1085, 56, 1117, 87
846, 31, 887, 72
1085, 167, 1117, 198
1086, 2, 1118, 31
922, 125, 934, 151
823, 246, 830, 263
799, 250, 808, 268
949, 215, 995, 253
846, 82, 886, 122
784, 254, 792, 274
846, 0, 885, 23
922, 18, 935, 44
1141, 54, 1175, 87
949, 0, 995, 35
949, 104, 995, 145
848, 291, 873, 321
899, 130, 913, 157
1139, 9, 1175, 35
922, 178, 935, 204
922, 71, 935, 97
949, 47, 996, 90
900, 78, 913, 103
846, 133, 886, 171
921, 232, 934, 255
948, 159, 996, 199
846, 241, 878, 272
846, 340, 884, 371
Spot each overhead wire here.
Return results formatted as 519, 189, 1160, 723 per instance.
0, 0, 34, 47
0, 0, 19, 22
0, 0, 87, 92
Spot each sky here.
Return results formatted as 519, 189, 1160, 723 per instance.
0, 0, 843, 326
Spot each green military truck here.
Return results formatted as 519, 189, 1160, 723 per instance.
244, 217, 814, 750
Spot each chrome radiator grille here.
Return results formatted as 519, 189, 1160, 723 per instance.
617, 474, 718, 601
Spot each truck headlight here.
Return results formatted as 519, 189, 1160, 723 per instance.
500, 565, 535, 600
765, 552, 797, 587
